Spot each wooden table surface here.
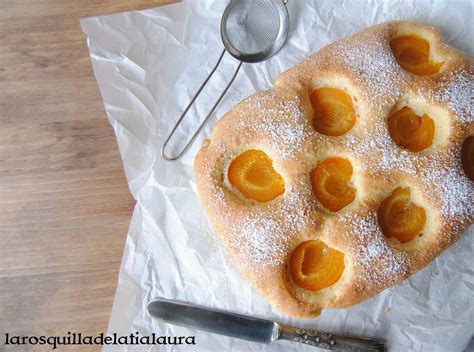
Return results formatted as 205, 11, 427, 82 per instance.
0, 1, 173, 350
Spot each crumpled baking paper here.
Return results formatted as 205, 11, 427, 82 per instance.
80, 1, 473, 351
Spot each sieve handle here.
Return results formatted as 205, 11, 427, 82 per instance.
161, 49, 242, 161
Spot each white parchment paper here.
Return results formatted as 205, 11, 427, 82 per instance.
80, 1, 474, 351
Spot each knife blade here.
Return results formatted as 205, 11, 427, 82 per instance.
147, 298, 386, 351
147, 297, 278, 343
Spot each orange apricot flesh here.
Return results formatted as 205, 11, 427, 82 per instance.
388, 106, 435, 152
377, 187, 426, 243
390, 35, 443, 75
310, 87, 356, 136
310, 157, 356, 212
228, 150, 284, 202
289, 240, 345, 291
461, 136, 474, 181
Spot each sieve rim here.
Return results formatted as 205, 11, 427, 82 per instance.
220, 0, 289, 63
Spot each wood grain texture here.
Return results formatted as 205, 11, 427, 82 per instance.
0, 1, 174, 350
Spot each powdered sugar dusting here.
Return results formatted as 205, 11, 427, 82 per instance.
422, 68, 474, 122
230, 181, 317, 267
343, 122, 417, 175
339, 212, 408, 289
424, 148, 474, 221
332, 34, 407, 112
208, 182, 225, 204
279, 180, 318, 231
247, 93, 311, 160
236, 216, 285, 266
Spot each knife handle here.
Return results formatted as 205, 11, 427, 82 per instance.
278, 324, 386, 352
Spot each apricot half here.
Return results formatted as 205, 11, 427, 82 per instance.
390, 35, 444, 75
461, 136, 474, 181
310, 157, 356, 212
228, 150, 284, 202
310, 87, 356, 136
289, 240, 345, 291
388, 106, 435, 152
377, 187, 426, 243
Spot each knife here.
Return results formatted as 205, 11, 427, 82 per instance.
147, 298, 386, 351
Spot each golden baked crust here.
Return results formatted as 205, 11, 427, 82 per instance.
194, 21, 473, 318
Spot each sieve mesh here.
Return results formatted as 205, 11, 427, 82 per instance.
161, 0, 289, 161
224, 0, 282, 55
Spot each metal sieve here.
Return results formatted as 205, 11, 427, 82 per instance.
161, 0, 290, 161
